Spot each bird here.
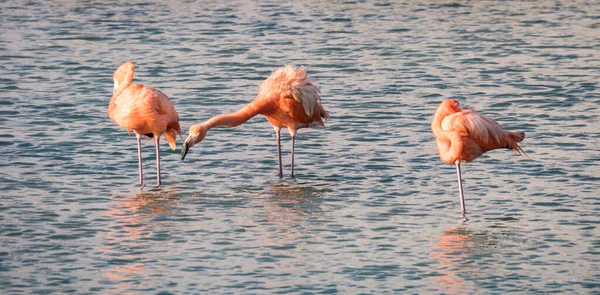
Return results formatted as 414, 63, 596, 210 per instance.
108, 61, 181, 187
181, 65, 328, 177
431, 99, 526, 219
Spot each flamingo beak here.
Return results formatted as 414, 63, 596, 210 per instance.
181, 141, 190, 160
181, 135, 195, 160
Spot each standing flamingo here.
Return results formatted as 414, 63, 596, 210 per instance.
181, 65, 328, 177
431, 99, 526, 218
108, 61, 181, 187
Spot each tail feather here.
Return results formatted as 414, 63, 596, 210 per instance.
319, 104, 329, 120
511, 142, 526, 155
163, 129, 178, 150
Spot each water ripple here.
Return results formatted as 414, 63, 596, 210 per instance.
0, 0, 599, 294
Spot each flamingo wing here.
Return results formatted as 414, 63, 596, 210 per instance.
154, 89, 180, 128
111, 85, 180, 136
153, 89, 181, 149
280, 95, 322, 124
442, 110, 507, 145
109, 85, 148, 131
282, 66, 322, 123
259, 65, 324, 125
442, 109, 525, 157
289, 67, 321, 117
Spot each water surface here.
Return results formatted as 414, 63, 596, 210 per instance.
1, 1, 599, 294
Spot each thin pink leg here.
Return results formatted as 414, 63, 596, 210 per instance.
276, 129, 282, 178
456, 161, 466, 219
155, 136, 161, 187
291, 135, 295, 177
136, 134, 143, 185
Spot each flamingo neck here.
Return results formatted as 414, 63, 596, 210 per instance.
432, 109, 464, 164
431, 110, 450, 138
108, 85, 127, 118
113, 79, 132, 97
437, 132, 464, 164
203, 102, 263, 130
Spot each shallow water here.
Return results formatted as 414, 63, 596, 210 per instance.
1, 1, 599, 294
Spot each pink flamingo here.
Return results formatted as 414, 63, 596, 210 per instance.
108, 61, 181, 186
431, 99, 526, 218
181, 65, 328, 177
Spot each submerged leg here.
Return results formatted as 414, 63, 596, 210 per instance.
456, 161, 466, 218
276, 128, 283, 178
136, 134, 143, 185
291, 135, 295, 177
155, 136, 161, 187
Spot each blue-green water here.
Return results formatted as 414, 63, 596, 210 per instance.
1, 1, 599, 294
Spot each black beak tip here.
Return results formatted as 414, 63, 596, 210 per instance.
181, 143, 189, 161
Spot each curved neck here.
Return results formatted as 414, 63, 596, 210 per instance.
113, 79, 132, 98
203, 103, 263, 130
432, 109, 463, 163
112, 65, 134, 98
436, 132, 463, 164
431, 110, 449, 138
108, 92, 122, 119
109, 62, 135, 119
108, 86, 128, 116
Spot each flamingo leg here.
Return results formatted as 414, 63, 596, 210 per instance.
456, 161, 466, 218
291, 135, 295, 177
276, 129, 283, 178
155, 136, 161, 187
136, 134, 143, 185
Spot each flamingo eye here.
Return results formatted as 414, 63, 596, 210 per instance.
455, 101, 459, 107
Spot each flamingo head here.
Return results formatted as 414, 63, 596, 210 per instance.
181, 124, 207, 160
440, 99, 463, 114
112, 61, 134, 95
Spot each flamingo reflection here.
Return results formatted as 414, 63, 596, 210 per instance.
429, 227, 477, 293
99, 189, 181, 284
262, 182, 326, 223
247, 181, 329, 243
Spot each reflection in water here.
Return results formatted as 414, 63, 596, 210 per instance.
430, 227, 476, 293
262, 182, 326, 222
249, 181, 329, 243
99, 189, 181, 285
429, 225, 506, 294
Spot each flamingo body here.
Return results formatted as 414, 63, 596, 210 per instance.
108, 61, 181, 186
109, 84, 180, 148
431, 99, 526, 218
432, 100, 525, 164
258, 66, 327, 134
182, 65, 328, 177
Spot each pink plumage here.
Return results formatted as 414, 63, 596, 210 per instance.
431, 99, 526, 218
108, 61, 181, 186
182, 65, 328, 177
432, 100, 525, 164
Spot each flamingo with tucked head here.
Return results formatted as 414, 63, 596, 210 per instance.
431, 99, 526, 218
181, 65, 328, 177
108, 61, 181, 187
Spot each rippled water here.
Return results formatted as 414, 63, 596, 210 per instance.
1, 1, 599, 294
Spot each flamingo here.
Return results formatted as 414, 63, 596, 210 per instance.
108, 61, 181, 187
431, 99, 526, 218
181, 65, 328, 177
